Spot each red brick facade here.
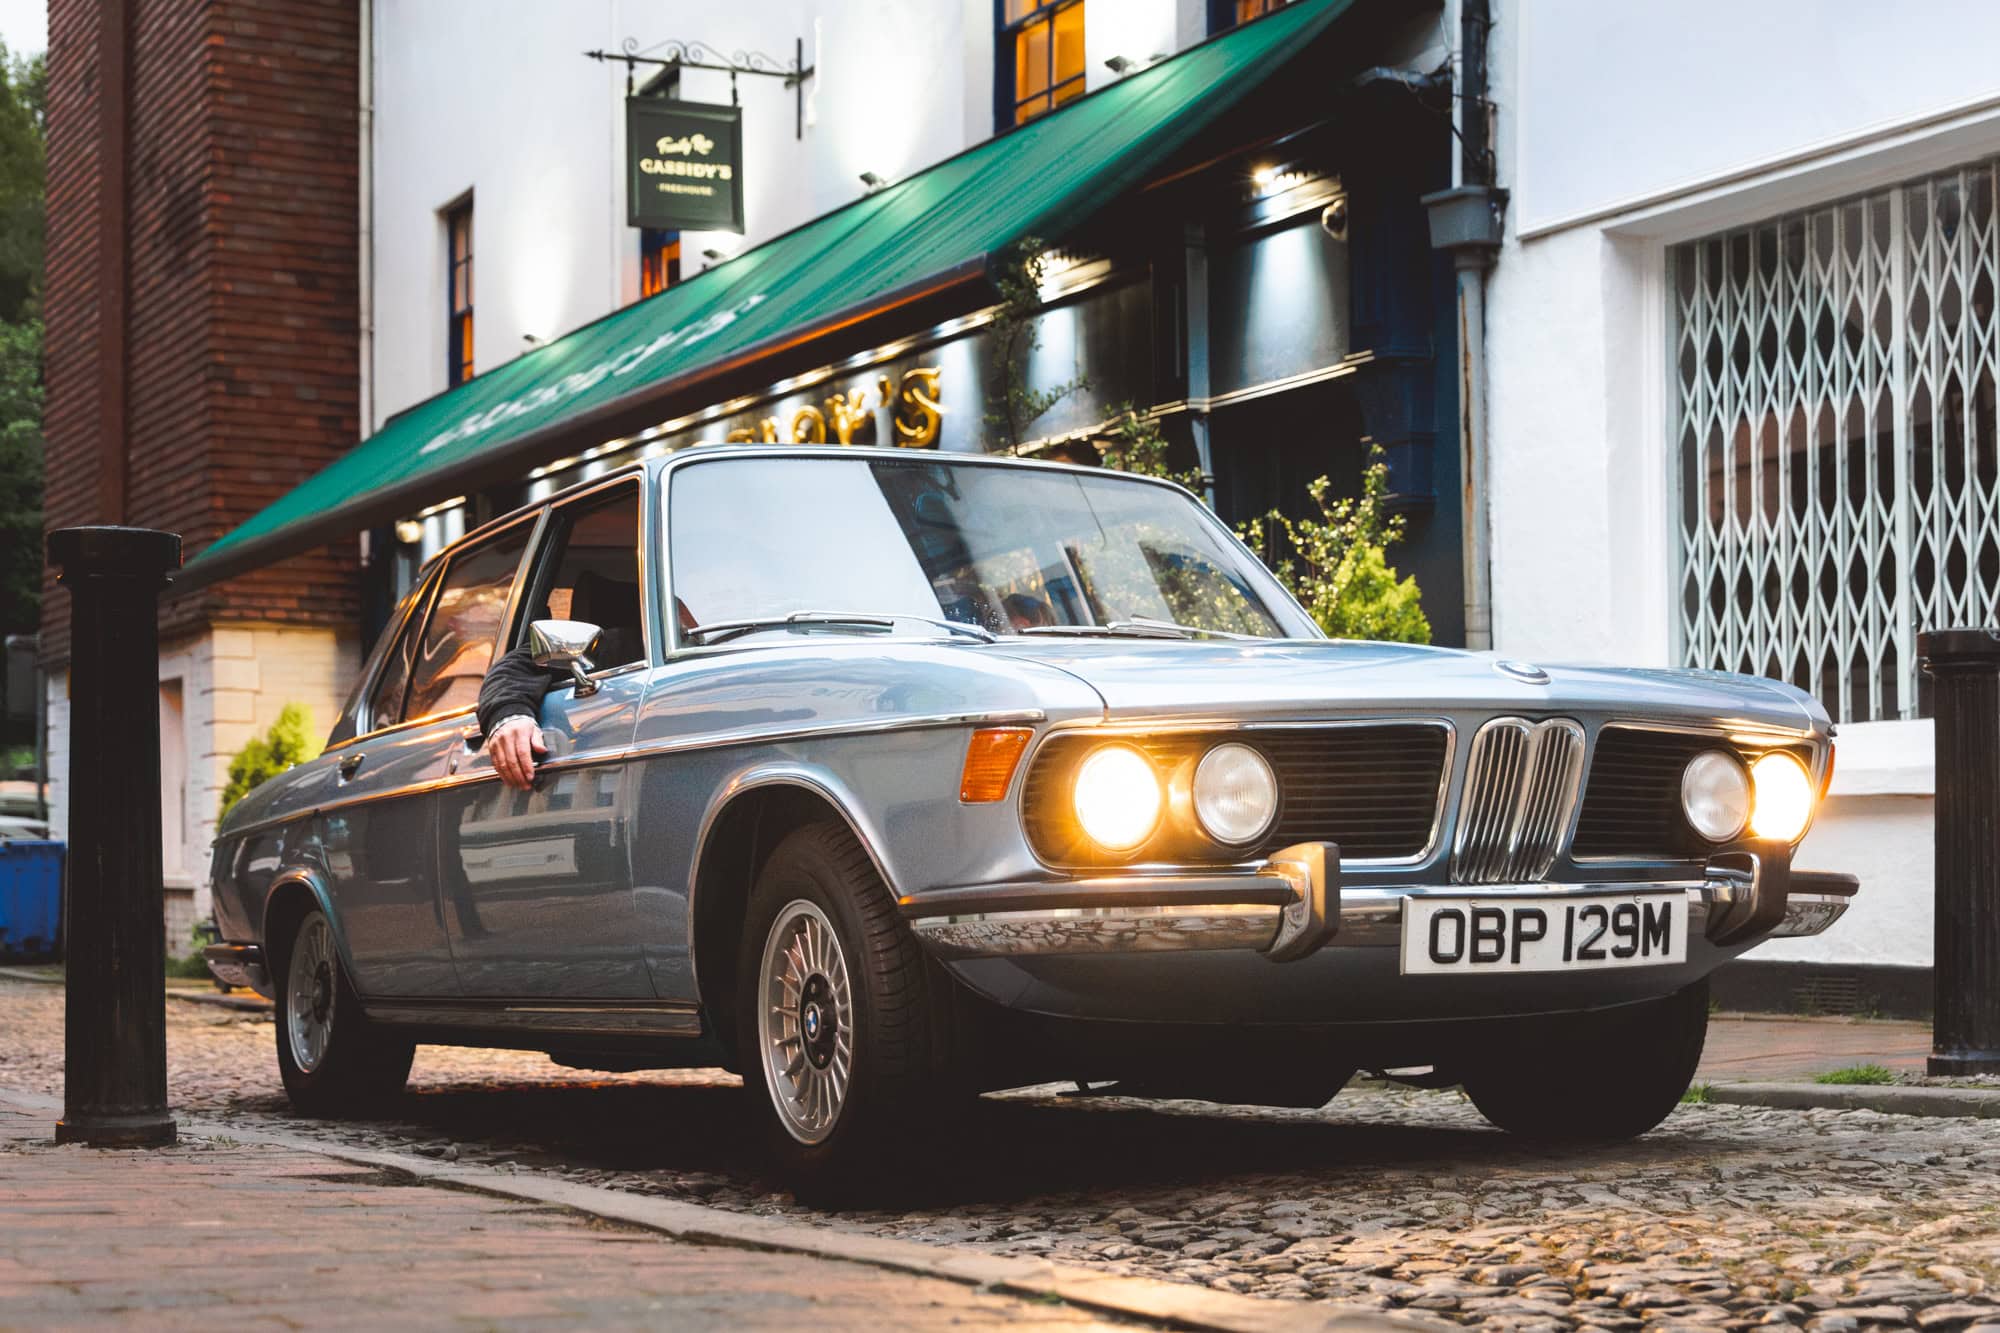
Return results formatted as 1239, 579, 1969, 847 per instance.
42, 0, 361, 664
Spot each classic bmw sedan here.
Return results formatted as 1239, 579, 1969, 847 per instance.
206, 446, 1857, 1193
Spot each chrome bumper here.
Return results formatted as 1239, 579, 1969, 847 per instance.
905, 843, 1857, 962
203, 942, 271, 996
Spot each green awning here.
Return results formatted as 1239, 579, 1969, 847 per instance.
184, 0, 1353, 587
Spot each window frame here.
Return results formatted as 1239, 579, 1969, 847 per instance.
995, 0, 1086, 131
352, 510, 545, 742
445, 196, 474, 387
511, 474, 655, 685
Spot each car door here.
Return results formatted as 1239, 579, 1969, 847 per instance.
437, 478, 652, 999
316, 559, 474, 999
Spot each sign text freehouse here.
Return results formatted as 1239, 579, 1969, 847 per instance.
627, 98, 744, 233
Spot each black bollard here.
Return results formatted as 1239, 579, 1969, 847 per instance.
49, 526, 181, 1147
1919, 626, 2000, 1076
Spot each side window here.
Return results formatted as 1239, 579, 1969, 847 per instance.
365, 606, 425, 731
519, 484, 646, 672
404, 523, 533, 721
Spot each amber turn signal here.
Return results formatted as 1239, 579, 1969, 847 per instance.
960, 727, 1033, 803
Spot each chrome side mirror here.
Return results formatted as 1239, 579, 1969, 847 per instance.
529, 619, 602, 698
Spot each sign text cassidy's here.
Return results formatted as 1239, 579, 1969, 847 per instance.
627, 98, 744, 233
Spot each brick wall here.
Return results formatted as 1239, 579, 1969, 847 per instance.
41, 0, 362, 665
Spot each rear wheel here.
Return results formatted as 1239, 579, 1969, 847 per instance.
1461, 979, 1709, 1140
737, 821, 941, 1203
273, 908, 414, 1117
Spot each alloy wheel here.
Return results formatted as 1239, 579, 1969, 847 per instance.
756, 899, 855, 1145
285, 913, 338, 1074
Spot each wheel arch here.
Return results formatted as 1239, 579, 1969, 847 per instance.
260, 869, 347, 981
687, 772, 898, 1060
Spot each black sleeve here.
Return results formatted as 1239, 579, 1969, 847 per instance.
476, 644, 559, 737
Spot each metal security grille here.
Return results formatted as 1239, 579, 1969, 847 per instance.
1450, 717, 1586, 884
1672, 158, 2000, 722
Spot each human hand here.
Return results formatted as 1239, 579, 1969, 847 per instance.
486, 716, 546, 791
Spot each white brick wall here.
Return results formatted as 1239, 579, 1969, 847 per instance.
47, 623, 360, 925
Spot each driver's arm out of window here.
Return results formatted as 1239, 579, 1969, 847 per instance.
476, 645, 555, 737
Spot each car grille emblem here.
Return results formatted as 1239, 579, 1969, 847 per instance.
1451, 716, 1587, 885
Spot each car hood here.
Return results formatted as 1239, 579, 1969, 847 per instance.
995, 638, 1823, 733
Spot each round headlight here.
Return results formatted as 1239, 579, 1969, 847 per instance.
1680, 749, 1751, 842
1750, 751, 1815, 842
1193, 743, 1279, 845
1072, 745, 1162, 851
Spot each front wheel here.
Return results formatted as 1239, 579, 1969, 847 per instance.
273, 907, 414, 1117
1460, 979, 1709, 1141
737, 822, 942, 1203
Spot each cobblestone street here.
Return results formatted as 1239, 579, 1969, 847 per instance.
6, 978, 2000, 1329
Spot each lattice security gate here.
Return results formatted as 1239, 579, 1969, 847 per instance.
1672, 158, 2000, 723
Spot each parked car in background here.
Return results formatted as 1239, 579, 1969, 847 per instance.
203, 448, 1857, 1197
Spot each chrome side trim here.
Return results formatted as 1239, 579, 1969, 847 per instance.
1017, 715, 1456, 870
361, 999, 703, 1038
289, 708, 1049, 824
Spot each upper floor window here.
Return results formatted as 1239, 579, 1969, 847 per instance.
1210, 0, 1293, 31
445, 198, 474, 387
1000, 0, 1085, 129
640, 228, 681, 299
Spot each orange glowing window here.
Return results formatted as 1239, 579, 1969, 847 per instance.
640, 228, 681, 299
960, 728, 1034, 803
1006, 0, 1085, 127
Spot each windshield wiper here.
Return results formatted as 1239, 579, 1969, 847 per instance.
1017, 616, 1266, 642
685, 610, 996, 647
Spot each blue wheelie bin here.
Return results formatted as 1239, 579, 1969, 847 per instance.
0, 839, 63, 961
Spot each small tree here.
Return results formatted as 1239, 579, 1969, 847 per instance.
219, 704, 318, 819
1097, 401, 1206, 494
1238, 447, 1431, 645
985, 235, 1088, 451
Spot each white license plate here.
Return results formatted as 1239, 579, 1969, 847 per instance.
1400, 891, 1688, 975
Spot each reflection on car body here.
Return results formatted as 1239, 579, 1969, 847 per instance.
203, 447, 1859, 1198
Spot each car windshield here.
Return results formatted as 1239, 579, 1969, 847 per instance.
667, 455, 1315, 641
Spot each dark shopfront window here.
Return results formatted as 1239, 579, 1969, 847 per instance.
445, 198, 474, 387
640, 228, 681, 298
999, 0, 1085, 129
1209, 0, 1293, 32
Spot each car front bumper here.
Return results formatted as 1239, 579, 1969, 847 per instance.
902, 841, 1859, 963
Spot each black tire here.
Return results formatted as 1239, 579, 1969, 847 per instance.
272, 907, 415, 1117
735, 820, 941, 1204
1461, 979, 1709, 1141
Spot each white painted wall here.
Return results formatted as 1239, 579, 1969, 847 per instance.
1512, 0, 2000, 236
369, 0, 1007, 428
1484, 0, 2000, 971
367, 0, 1225, 429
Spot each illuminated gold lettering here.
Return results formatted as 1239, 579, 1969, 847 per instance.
823, 391, 872, 445
789, 406, 827, 444
893, 367, 943, 448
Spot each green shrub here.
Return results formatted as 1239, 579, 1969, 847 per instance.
1812, 1064, 1896, 1086
1679, 1083, 1714, 1104
219, 703, 317, 819
1237, 448, 1432, 645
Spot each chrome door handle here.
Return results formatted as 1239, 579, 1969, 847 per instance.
459, 723, 484, 752
336, 753, 365, 781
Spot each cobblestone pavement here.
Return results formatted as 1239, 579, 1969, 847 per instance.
8, 979, 2000, 1330
0, 1099, 1120, 1330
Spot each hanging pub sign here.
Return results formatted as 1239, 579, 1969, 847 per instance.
627, 97, 744, 234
